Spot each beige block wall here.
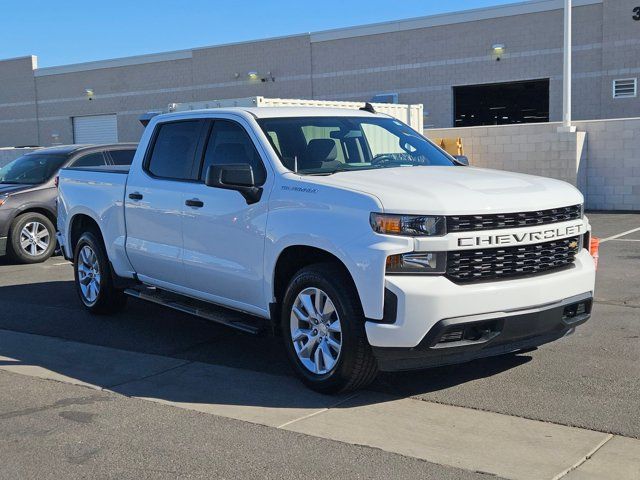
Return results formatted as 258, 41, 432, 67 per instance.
574, 118, 640, 210
425, 118, 640, 211
425, 123, 585, 185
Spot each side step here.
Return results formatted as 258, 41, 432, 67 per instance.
124, 287, 268, 335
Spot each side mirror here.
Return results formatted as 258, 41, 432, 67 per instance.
453, 155, 469, 166
205, 164, 263, 204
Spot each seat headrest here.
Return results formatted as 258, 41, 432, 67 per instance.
300, 139, 338, 170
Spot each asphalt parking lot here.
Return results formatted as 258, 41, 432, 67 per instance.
1, 212, 639, 479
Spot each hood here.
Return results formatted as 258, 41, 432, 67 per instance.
0, 184, 36, 196
310, 166, 583, 214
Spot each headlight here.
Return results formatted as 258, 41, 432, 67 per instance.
370, 213, 446, 236
0, 195, 7, 207
386, 252, 447, 274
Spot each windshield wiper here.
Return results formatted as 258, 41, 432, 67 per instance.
0, 181, 20, 184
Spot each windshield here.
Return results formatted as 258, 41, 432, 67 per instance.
0, 154, 68, 185
257, 116, 455, 174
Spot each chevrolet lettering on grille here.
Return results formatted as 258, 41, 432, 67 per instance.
457, 224, 583, 247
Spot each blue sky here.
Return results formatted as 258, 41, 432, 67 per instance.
1, 0, 521, 67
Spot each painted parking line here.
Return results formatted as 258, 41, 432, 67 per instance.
1, 329, 639, 480
600, 226, 640, 243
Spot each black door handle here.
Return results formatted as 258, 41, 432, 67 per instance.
129, 192, 143, 200
185, 198, 204, 208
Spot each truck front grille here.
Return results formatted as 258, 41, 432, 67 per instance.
447, 205, 582, 233
447, 236, 580, 283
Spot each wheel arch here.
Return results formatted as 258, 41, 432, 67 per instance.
10, 206, 57, 232
68, 213, 104, 255
271, 245, 364, 318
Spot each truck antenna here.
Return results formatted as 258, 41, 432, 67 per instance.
360, 102, 376, 114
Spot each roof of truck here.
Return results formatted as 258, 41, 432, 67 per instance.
170, 106, 385, 119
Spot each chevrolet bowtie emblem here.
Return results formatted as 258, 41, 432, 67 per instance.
568, 240, 579, 249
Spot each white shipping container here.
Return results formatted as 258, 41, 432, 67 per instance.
168, 97, 424, 132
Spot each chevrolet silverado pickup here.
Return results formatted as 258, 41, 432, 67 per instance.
57, 106, 596, 393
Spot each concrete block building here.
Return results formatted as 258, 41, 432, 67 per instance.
0, 0, 639, 147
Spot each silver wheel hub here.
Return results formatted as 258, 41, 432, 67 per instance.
20, 221, 50, 256
77, 245, 101, 304
290, 287, 342, 375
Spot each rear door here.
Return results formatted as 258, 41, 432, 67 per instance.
180, 118, 270, 314
124, 120, 205, 287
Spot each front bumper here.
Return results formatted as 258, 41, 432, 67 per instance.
372, 292, 592, 371
365, 249, 596, 352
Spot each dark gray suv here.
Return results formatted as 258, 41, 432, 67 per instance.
0, 143, 137, 264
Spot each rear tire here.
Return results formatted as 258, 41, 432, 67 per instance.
73, 231, 127, 314
7, 213, 56, 264
281, 263, 378, 394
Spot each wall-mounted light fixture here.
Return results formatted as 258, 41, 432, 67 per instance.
84, 88, 95, 100
247, 71, 259, 80
491, 44, 505, 61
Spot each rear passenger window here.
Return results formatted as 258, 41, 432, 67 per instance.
71, 152, 106, 168
201, 120, 267, 185
147, 121, 201, 180
107, 149, 136, 166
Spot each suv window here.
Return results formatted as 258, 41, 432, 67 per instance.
200, 120, 266, 185
71, 152, 106, 168
147, 121, 201, 180
107, 149, 136, 166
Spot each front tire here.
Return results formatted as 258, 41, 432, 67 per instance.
73, 231, 127, 314
7, 213, 56, 264
281, 263, 378, 394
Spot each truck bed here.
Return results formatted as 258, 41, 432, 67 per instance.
57, 166, 129, 272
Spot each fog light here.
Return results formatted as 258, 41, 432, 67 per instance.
386, 252, 447, 274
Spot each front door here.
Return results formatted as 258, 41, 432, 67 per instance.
125, 119, 204, 287
181, 118, 270, 315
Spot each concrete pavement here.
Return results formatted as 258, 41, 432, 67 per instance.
1, 328, 639, 480
1, 212, 639, 479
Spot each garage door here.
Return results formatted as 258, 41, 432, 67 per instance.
73, 114, 118, 144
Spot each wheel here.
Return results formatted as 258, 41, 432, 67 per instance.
73, 231, 127, 314
7, 213, 56, 264
281, 263, 378, 394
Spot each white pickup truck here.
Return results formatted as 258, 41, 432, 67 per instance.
57, 106, 596, 393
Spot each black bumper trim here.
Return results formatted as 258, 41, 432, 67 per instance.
372, 295, 592, 372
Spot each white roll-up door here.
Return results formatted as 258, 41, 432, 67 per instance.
73, 114, 118, 144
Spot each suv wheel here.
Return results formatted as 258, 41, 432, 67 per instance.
73, 231, 127, 314
8, 213, 56, 264
282, 263, 378, 393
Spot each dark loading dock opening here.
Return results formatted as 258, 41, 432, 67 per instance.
453, 79, 550, 127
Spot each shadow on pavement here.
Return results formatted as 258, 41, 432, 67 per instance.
0, 279, 531, 413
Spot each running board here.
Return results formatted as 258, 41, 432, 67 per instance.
124, 287, 267, 335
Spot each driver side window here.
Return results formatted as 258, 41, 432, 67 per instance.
200, 120, 267, 185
